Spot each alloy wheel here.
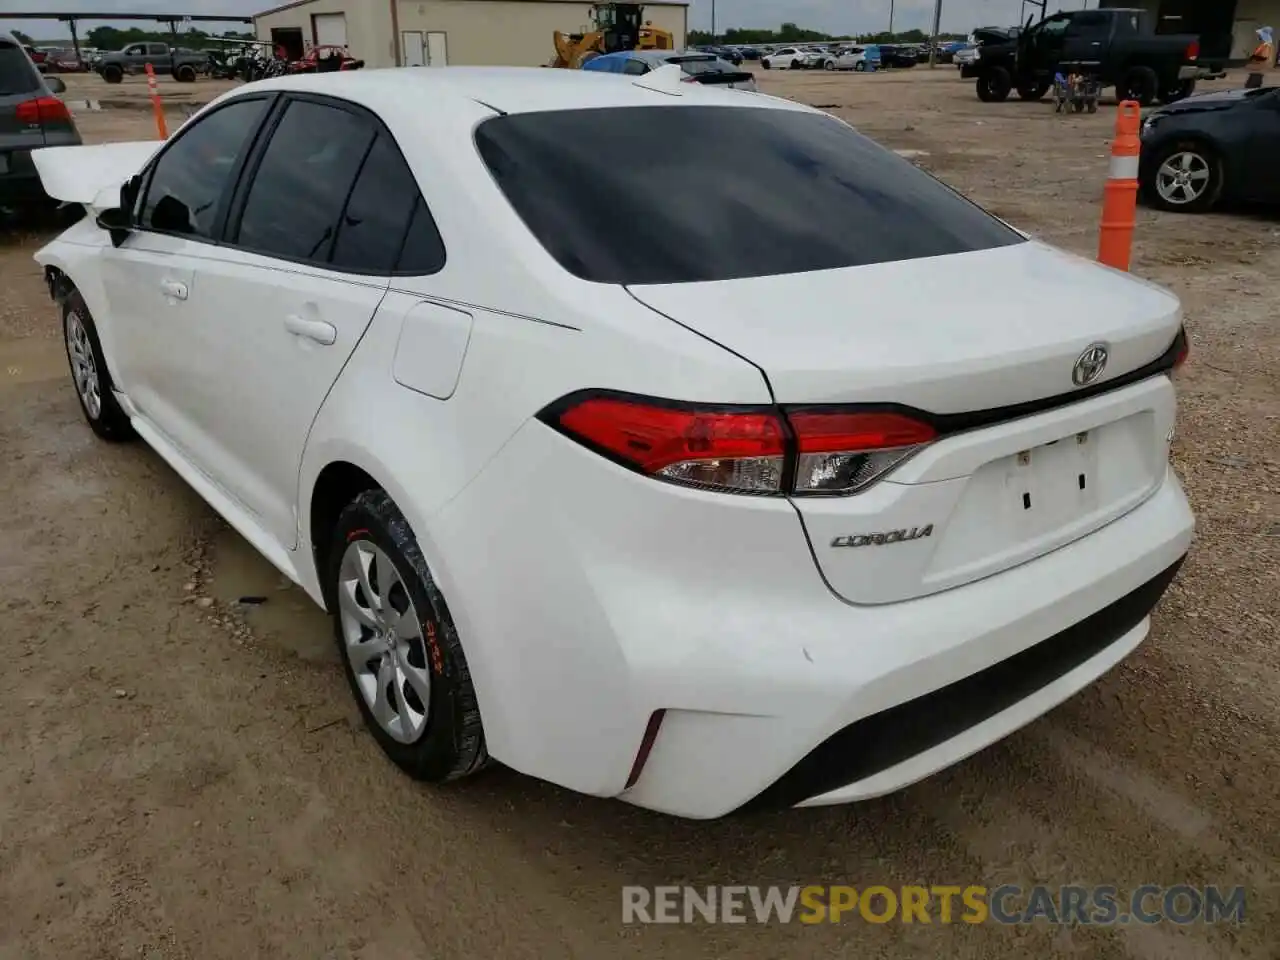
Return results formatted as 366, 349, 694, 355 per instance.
337, 539, 432, 744
65, 309, 101, 419
1155, 151, 1211, 206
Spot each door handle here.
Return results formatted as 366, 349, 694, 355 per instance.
284, 314, 337, 345
160, 279, 188, 300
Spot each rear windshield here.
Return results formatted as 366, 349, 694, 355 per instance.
0, 41, 41, 96
474, 106, 1022, 285
667, 55, 723, 75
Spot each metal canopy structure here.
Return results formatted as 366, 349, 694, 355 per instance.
5, 11, 254, 61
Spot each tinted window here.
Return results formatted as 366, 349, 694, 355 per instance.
475, 106, 1022, 285
0, 41, 40, 95
331, 133, 444, 274
235, 100, 375, 263
670, 56, 727, 76
140, 98, 268, 239
396, 198, 447, 274
1068, 12, 1110, 37
622, 59, 648, 75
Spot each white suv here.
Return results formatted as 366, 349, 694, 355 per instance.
33, 67, 1193, 819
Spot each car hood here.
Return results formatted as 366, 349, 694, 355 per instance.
1150, 87, 1267, 117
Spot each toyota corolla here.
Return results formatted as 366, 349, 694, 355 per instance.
32, 65, 1193, 819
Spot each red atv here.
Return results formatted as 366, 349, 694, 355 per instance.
288, 45, 365, 74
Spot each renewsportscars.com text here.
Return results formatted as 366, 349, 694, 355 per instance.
622, 884, 1246, 926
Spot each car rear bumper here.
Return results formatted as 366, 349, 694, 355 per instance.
430, 415, 1194, 819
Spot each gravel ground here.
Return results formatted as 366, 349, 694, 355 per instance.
1, 67, 1276, 959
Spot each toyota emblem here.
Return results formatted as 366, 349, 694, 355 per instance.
1072, 343, 1109, 387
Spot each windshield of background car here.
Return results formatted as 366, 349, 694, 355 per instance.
0, 40, 41, 95
474, 105, 1023, 285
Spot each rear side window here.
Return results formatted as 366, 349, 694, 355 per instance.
235, 100, 374, 262
330, 132, 445, 274
140, 97, 268, 240
475, 106, 1022, 285
0, 41, 40, 96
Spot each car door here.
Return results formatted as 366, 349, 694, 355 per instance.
168, 95, 444, 548
1062, 11, 1110, 66
99, 94, 274, 447
1023, 14, 1070, 75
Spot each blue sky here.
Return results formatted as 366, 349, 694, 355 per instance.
3, 0, 1097, 42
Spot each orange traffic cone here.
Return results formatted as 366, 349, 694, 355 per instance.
1097, 100, 1141, 271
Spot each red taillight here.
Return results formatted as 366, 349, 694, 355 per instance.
788, 410, 936, 495
1186, 40, 1199, 61
546, 394, 935, 496
1173, 328, 1190, 372
15, 96, 71, 126
555, 395, 787, 493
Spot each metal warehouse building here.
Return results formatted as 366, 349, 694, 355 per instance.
254, 0, 689, 68
1100, 0, 1280, 61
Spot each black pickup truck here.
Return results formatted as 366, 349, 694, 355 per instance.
963, 8, 1221, 107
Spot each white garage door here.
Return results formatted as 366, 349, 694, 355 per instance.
313, 13, 348, 48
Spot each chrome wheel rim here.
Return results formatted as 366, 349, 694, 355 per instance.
1155, 151, 1211, 205
65, 310, 101, 419
337, 540, 431, 743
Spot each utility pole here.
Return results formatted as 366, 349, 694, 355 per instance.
711, 0, 716, 43
889, 0, 895, 36
928, 0, 942, 67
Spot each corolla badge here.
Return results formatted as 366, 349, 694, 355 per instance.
831, 525, 933, 548
1072, 343, 1109, 387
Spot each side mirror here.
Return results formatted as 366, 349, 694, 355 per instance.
95, 207, 132, 248
46, 76, 67, 94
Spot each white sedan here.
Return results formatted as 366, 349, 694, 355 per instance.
33, 65, 1193, 819
761, 46, 822, 70
824, 45, 877, 71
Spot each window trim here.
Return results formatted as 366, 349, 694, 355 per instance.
132, 92, 279, 247
219, 90, 447, 278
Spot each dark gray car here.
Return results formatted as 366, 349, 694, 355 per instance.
1, 32, 81, 214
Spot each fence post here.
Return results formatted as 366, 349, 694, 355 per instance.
145, 63, 168, 140
1097, 100, 1141, 271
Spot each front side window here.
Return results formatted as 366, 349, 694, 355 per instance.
234, 100, 375, 263
475, 106, 1023, 285
139, 97, 268, 240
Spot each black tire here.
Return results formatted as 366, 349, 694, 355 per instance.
101, 64, 123, 84
1160, 79, 1195, 104
1016, 79, 1050, 101
61, 292, 135, 442
1141, 140, 1222, 214
1118, 65, 1159, 106
762, 59, 771, 69
329, 490, 489, 783
174, 64, 196, 83
976, 65, 1012, 102
791, 59, 802, 70
854, 60, 866, 72
824, 59, 835, 70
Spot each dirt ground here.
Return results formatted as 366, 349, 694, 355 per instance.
2, 67, 1277, 959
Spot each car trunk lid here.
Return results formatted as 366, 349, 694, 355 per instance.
629, 241, 1183, 603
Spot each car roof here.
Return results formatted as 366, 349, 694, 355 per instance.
230, 66, 811, 117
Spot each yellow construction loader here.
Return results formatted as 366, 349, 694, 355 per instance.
551, 3, 673, 69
